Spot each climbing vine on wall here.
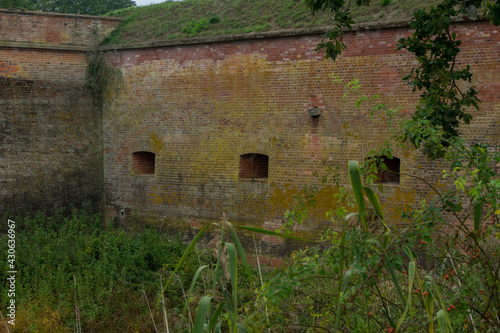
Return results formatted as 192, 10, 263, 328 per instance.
85, 51, 122, 107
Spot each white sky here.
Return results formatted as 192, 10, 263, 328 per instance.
134, 0, 182, 6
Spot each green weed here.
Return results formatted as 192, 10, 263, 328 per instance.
0, 210, 200, 332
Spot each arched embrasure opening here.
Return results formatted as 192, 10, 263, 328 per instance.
239, 153, 269, 179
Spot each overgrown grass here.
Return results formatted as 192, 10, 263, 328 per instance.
249, 160, 500, 332
102, 0, 441, 45
0, 210, 201, 332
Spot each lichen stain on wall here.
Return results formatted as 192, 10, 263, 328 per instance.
103, 22, 500, 246
266, 182, 344, 222
377, 186, 417, 225
148, 132, 164, 152
107, 53, 397, 229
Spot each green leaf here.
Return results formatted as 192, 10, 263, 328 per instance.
430, 278, 453, 331
334, 267, 354, 332
193, 296, 213, 333
339, 213, 357, 280
385, 253, 405, 306
227, 223, 252, 283
363, 186, 390, 231
436, 309, 449, 332
424, 286, 434, 331
234, 225, 311, 242
396, 261, 415, 331
183, 265, 208, 319
208, 302, 225, 331
225, 243, 239, 331
349, 161, 367, 231
158, 223, 211, 306
356, 98, 362, 108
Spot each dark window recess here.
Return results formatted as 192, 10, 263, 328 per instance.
239, 153, 269, 179
132, 151, 155, 175
371, 155, 400, 185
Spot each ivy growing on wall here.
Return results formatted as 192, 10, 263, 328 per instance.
85, 51, 122, 107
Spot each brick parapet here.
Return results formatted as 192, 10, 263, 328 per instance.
0, 8, 124, 21
0, 9, 123, 51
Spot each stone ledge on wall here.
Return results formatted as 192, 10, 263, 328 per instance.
0, 40, 94, 51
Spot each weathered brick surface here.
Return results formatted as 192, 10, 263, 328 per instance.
103, 20, 499, 253
0, 12, 120, 215
1, 11, 498, 254
0, 9, 122, 49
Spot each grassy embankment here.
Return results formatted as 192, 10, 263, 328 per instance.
102, 0, 441, 45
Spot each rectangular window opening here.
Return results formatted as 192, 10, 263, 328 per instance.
132, 151, 155, 175
368, 155, 400, 185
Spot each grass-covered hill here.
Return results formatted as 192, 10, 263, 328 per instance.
103, 0, 441, 45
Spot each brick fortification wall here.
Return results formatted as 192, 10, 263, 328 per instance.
0, 10, 119, 48
102, 21, 499, 253
0, 10, 121, 215
1, 10, 497, 254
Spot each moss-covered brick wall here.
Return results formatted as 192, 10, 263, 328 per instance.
0, 10, 122, 215
102, 20, 499, 254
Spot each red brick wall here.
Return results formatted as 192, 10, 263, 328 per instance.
0, 9, 122, 48
102, 20, 499, 252
0, 12, 120, 215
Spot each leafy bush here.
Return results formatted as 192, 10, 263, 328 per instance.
254, 159, 500, 332
182, 14, 220, 37
182, 18, 210, 36
209, 15, 220, 24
